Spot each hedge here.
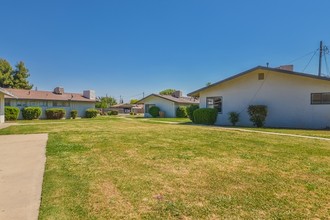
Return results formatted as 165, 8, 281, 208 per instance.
176, 106, 187, 118
45, 108, 66, 119
149, 106, 160, 118
4, 106, 20, 121
71, 110, 78, 119
22, 107, 42, 120
187, 104, 199, 122
85, 108, 98, 118
108, 110, 118, 116
193, 108, 218, 125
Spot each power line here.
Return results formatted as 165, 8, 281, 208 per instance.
302, 49, 319, 73
288, 50, 317, 64
324, 47, 330, 76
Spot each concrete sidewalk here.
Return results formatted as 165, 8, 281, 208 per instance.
0, 134, 48, 220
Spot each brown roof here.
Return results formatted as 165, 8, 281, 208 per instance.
138, 94, 199, 104
4, 88, 95, 102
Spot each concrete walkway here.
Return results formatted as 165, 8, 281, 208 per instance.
0, 134, 48, 220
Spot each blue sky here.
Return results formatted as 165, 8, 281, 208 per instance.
1, 0, 329, 102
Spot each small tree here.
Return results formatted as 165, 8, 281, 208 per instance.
247, 105, 268, 127
228, 112, 239, 126
187, 104, 199, 122
149, 106, 160, 118
176, 106, 187, 118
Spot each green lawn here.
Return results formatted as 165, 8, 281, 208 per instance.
1, 117, 330, 219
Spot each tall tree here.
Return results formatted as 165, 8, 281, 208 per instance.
0, 59, 14, 88
159, 89, 176, 95
12, 61, 33, 89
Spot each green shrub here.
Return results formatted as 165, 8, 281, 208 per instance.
85, 108, 98, 118
108, 110, 119, 116
45, 108, 66, 119
187, 104, 199, 122
4, 106, 20, 121
176, 106, 187, 118
193, 108, 218, 125
71, 110, 78, 119
22, 107, 42, 120
228, 111, 240, 126
149, 106, 160, 118
247, 105, 268, 127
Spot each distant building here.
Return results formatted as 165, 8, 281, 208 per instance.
188, 65, 330, 129
108, 103, 144, 114
138, 90, 199, 118
4, 87, 96, 119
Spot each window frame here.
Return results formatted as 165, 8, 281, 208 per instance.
206, 96, 223, 114
311, 92, 330, 105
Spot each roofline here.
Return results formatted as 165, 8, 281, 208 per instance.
4, 96, 96, 102
187, 66, 330, 97
0, 87, 17, 98
137, 93, 197, 104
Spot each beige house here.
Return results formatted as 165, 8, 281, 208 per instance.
4, 87, 96, 119
138, 91, 199, 118
0, 88, 16, 123
188, 65, 330, 129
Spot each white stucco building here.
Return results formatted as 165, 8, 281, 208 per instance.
138, 91, 199, 118
0, 88, 16, 123
4, 87, 96, 119
188, 66, 330, 129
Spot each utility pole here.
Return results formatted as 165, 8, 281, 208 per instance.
143, 92, 145, 98
318, 41, 323, 76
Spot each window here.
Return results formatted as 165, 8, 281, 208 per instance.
39, 101, 48, 107
5, 100, 11, 106
53, 101, 69, 107
29, 101, 37, 106
311, 93, 330, 104
258, 73, 264, 80
145, 104, 155, 113
206, 97, 222, 113
17, 100, 28, 107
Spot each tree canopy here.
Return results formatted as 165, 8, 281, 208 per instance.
159, 89, 176, 95
95, 96, 117, 108
130, 99, 139, 104
0, 58, 33, 89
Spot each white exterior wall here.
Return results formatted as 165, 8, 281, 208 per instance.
143, 96, 176, 118
0, 93, 4, 123
199, 69, 330, 129
6, 99, 95, 119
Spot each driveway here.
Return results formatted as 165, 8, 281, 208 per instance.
0, 133, 48, 220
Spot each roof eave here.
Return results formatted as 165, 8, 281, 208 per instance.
187, 66, 330, 96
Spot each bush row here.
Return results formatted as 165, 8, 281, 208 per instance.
186, 104, 268, 127
4, 107, 101, 120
